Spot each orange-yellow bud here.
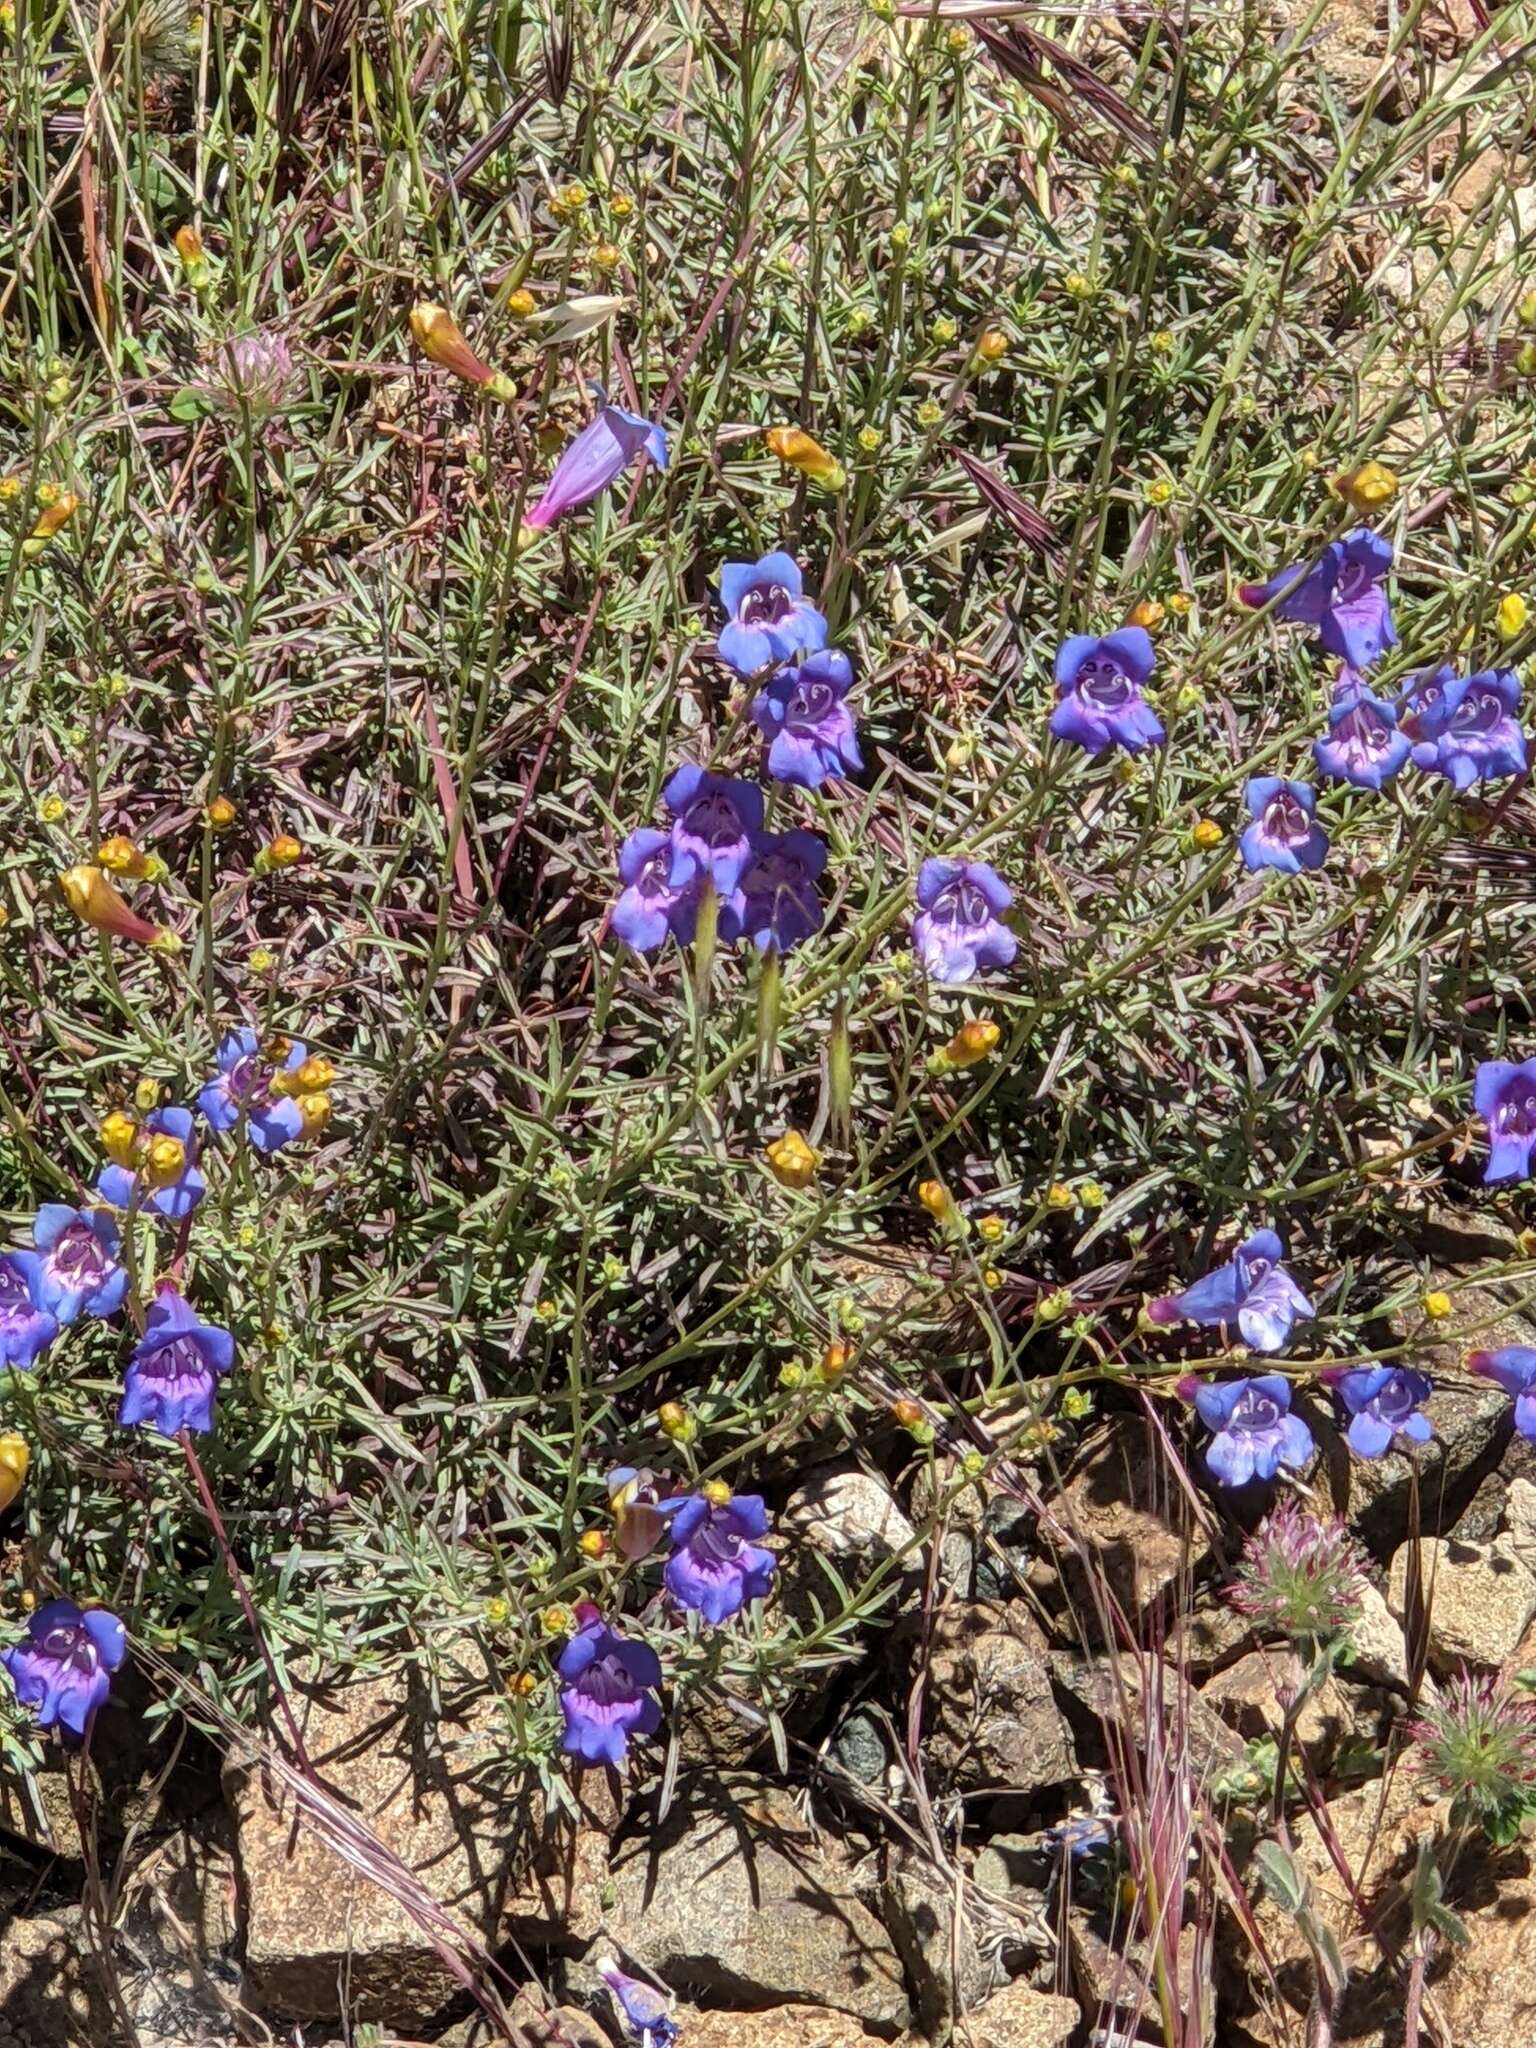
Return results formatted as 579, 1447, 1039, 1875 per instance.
658, 1400, 697, 1443
293, 1056, 336, 1093
141, 1134, 187, 1189
96, 834, 149, 879
100, 1111, 139, 1165
974, 328, 1009, 364
819, 1342, 851, 1381
508, 1669, 539, 1696
764, 427, 846, 492
59, 865, 164, 945
175, 224, 204, 268
765, 1129, 819, 1189
298, 1091, 331, 1138
206, 795, 237, 829
917, 1179, 954, 1221
0, 1434, 29, 1515
577, 1529, 609, 1559
943, 1017, 1000, 1068
891, 1397, 923, 1428
1332, 460, 1397, 515
409, 302, 517, 402
1126, 598, 1165, 631
265, 833, 303, 869
23, 491, 80, 555
701, 1478, 733, 1506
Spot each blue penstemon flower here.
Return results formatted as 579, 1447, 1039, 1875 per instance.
662, 765, 764, 895
660, 1486, 776, 1625
1323, 1366, 1434, 1458
29, 1205, 127, 1325
1184, 1374, 1315, 1488
716, 551, 828, 676
1149, 1229, 1313, 1354
718, 830, 827, 954
598, 1959, 680, 2048
750, 648, 861, 788
1408, 668, 1527, 791
1240, 527, 1397, 670
199, 1029, 308, 1152
912, 859, 1017, 985
1239, 778, 1328, 874
1474, 1058, 1536, 1184
1312, 689, 1412, 790
1049, 628, 1164, 756
0, 1251, 59, 1369
521, 401, 667, 536
119, 1285, 236, 1438
1467, 1348, 1536, 1441
557, 1608, 663, 1765
1, 1598, 126, 1738
611, 829, 703, 954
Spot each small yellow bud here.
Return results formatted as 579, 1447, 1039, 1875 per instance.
1112, 163, 1139, 189
918, 1179, 954, 1221
1126, 598, 1165, 632
818, 1342, 851, 1382
535, 1297, 559, 1322
1144, 478, 1174, 507
509, 1669, 539, 1696
891, 1397, 924, 1428
19, 1589, 36, 1611
540, 1604, 572, 1635
658, 1401, 693, 1442
977, 1215, 1006, 1244
206, 795, 237, 829
1496, 592, 1529, 641
943, 1017, 1001, 1068
945, 23, 971, 52
133, 1077, 161, 1113
298, 1091, 331, 1137
1423, 1289, 1454, 1320
37, 794, 66, 824
265, 833, 303, 869
1064, 272, 1093, 301
779, 1361, 807, 1390
764, 427, 846, 492
174, 225, 208, 284
96, 834, 148, 878
22, 490, 80, 555
506, 287, 537, 319
100, 1112, 139, 1164
1333, 459, 1398, 515
983, 1267, 1002, 1290
974, 327, 1009, 365
485, 1596, 510, 1625
945, 734, 975, 769
1079, 1180, 1107, 1210
249, 946, 276, 974
766, 1129, 819, 1190
1191, 818, 1224, 850
592, 242, 623, 274
889, 222, 910, 252
556, 181, 589, 212
930, 315, 958, 345
141, 1133, 187, 1188
610, 193, 635, 219
845, 306, 873, 337
0, 1434, 29, 1515
1038, 1287, 1074, 1322
916, 399, 943, 429
701, 1478, 733, 1507
1045, 1181, 1075, 1210
577, 1529, 609, 1559
1518, 341, 1536, 378
1167, 591, 1191, 615
292, 1056, 336, 1094
1519, 290, 1536, 329
857, 425, 882, 453
1151, 329, 1174, 353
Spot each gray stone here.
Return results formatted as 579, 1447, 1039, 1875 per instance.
1387, 1533, 1536, 1670
605, 1773, 910, 2028
679, 2007, 878, 2048
0, 1913, 118, 2048
828, 1708, 889, 1787
916, 1606, 1075, 1797
880, 1851, 992, 2032
1069, 1906, 1212, 2047
1345, 1579, 1415, 1692
783, 1467, 918, 1570
956, 1980, 1081, 2048
1052, 1651, 1246, 1782
1198, 1648, 1362, 1769
1041, 1426, 1209, 1630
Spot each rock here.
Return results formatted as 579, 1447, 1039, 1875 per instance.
1269, 0, 1385, 108
0, 1912, 119, 2048
1068, 1905, 1212, 2047
674, 1681, 773, 1768
1346, 1579, 1415, 1692
0, 1755, 93, 1860
1387, 1533, 1536, 1669
1429, 1832, 1536, 2048
222, 1662, 542, 2026
501, 1819, 609, 1951
115, 1808, 249, 2048
605, 1772, 910, 2028
438, 1988, 610, 2048
1052, 1652, 1246, 1783
915, 1605, 1075, 1798
958, 1980, 1081, 2048
680, 2007, 878, 2048
1199, 1648, 1361, 1768
880, 1851, 992, 2032
784, 1467, 918, 1570
828, 1708, 890, 1787
1504, 1475, 1536, 1577
1041, 1426, 1210, 1630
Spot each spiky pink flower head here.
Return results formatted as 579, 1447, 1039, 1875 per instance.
1227, 1498, 1369, 1645
1411, 1670, 1536, 1827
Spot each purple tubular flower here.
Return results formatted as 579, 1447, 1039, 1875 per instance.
1326, 1366, 1434, 1458
557, 1618, 663, 1765
0, 1252, 59, 1370
198, 1029, 307, 1153
30, 1205, 127, 1324
1049, 628, 1164, 756
912, 858, 1017, 985
523, 405, 668, 533
718, 830, 827, 954
119, 1286, 236, 1438
1240, 527, 1397, 670
1475, 1058, 1536, 1184
1467, 1348, 1536, 1440
1408, 669, 1527, 791
1, 1598, 126, 1739
661, 1491, 776, 1625
1157, 1229, 1313, 1354
1191, 1374, 1315, 1487
598, 1960, 681, 2048
716, 552, 828, 675
662, 765, 764, 894
96, 1105, 206, 1220
1239, 778, 1328, 875
750, 649, 861, 788
612, 829, 702, 953
1311, 690, 1412, 790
